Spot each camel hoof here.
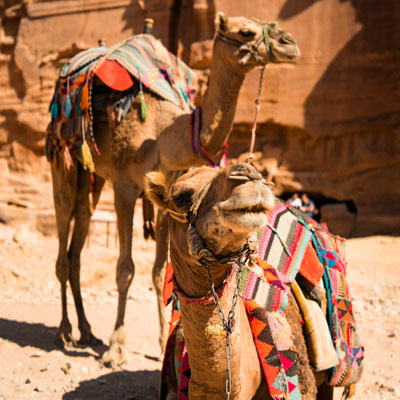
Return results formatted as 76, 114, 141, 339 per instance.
78, 334, 104, 347
55, 331, 77, 349
101, 345, 128, 368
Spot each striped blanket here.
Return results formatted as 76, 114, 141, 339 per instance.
162, 200, 363, 399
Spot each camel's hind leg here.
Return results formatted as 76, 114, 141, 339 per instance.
152, 208, 169, 356
51, 155, 78, 347
68, 166, 105, 345
102, 181, 137, 367
316, 382, 334, 400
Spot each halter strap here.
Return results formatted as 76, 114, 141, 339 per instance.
215, 19, 279, 65
166, 179, 212, 224
191, 108, 228, 169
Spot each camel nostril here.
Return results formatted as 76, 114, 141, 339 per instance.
229, 163, 263, 182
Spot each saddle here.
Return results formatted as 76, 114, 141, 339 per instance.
47, 34, 197, 167
161, 200, 364, 399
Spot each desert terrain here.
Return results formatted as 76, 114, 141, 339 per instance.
0, 168, 399, 400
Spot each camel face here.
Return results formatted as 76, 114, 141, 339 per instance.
268, 27, 301, 62
146, 163, 275, 256
215, 12, 300, 66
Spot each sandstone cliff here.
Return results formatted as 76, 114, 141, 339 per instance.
1, 0, 399, 236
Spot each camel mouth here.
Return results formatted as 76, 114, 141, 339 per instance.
271, 44, 301, 63
218, 198, 270, 230
218, 204, 269, 232
223, 203, 268, 214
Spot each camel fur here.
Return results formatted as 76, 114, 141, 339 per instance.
145, 163, 332, 400
49, 13, 300, 366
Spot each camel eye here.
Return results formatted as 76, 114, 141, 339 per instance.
239, 29, 256, 38
173, 189, 194, 209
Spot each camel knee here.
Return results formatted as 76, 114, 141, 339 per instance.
116, 258, 135, 293
56, 257, 70, 283
152, 261, 166, 292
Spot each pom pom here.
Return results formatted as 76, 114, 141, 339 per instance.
81, 140, 94, 173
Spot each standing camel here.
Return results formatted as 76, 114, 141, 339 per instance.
49, 13, 300, 366
145, 163, 323, 399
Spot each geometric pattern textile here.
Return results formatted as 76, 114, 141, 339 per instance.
312, 232, 364, 387
244, 299, 301, 400
162, 200, 363, 398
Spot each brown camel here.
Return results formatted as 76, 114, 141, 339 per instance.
49, 13, 300, 366
145, 163, 334, 400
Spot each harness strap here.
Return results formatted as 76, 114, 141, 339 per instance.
191, 108, 228, 168
166, 179, 213, 224
172, 265, 237, 305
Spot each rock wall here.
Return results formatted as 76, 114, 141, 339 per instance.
1, 0, 399, 236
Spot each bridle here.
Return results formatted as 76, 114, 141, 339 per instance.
215, 20, 279, 65
166, 178, 254, 266
166, 176, 257, 399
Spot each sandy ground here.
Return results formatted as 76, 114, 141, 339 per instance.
0, 170, 399, 400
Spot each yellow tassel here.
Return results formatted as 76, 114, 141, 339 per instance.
81, 141, 94, 173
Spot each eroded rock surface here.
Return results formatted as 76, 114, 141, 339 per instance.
1, 0, 399, 236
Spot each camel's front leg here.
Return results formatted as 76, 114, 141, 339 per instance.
102, 181, 137, 367
152, 208, 169, 357
51, 158, 78, 348
68, 169, 105, 345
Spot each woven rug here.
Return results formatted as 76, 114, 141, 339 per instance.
162, 201, 363, 399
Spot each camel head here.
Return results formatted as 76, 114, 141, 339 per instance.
145, 163, 275, 262
214, 12, 300, 68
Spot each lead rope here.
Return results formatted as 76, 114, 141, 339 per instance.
204, 257, 246, 399
246, 66, 265, 163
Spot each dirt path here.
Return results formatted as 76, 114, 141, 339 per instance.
0, 171, 399, 399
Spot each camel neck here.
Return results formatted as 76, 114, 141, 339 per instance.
173, 259, 262, 398
170, 246, 232, 299
157, 41, 248, 171
199, 42, 246, 158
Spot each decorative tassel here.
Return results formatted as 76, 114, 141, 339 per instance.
137, 69, 147, 122
81, 140, 94, 173
64, 95, 72, 119
80, 84, 89, 112
50, 101, 60, 119
63, 146, 74, 171
139, 90, 147, 121
64, 79, 72, 119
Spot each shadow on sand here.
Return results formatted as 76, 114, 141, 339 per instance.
0, 318, 106, 359
63, 369, 160, 400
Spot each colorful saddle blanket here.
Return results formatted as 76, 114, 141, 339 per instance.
48, 34, 196, 161
162, 200, 364, 399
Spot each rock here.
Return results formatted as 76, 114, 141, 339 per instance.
320, 203, 356, 237
25, 378, 31, 384
61, 362, 71, 375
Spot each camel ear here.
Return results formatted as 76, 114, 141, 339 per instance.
144, 171, 169, 209
215, 12, 229, 32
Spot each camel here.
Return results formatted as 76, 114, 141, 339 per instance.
145, 163, 333, 400
49, 13, 300, 366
